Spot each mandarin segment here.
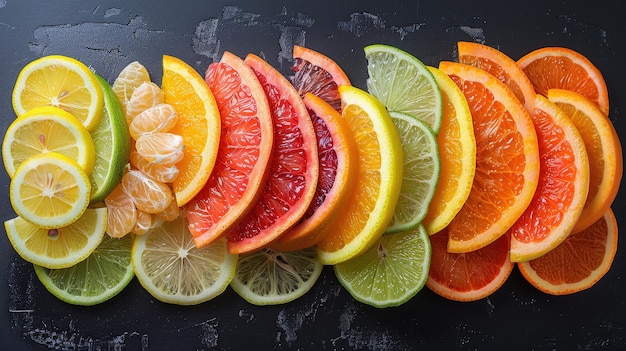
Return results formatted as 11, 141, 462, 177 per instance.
135, 132, 184, 166
126, 81, 164, 124
121, 169, 173, 214
112, 61, 151, 115
129, 103, 178, 139
104, 184, 137, 238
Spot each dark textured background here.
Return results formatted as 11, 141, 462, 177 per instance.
1, 0, 624, 350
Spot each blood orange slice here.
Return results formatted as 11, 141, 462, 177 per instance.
440, 61, 540, 253
226, 54, 319, 254
290, 45, 351, 111
509, 94, 589, 262
426, 228, 514, 302
186, 52, 274, 248
457, 41, 536, 113
270, 93, 357, 252
518, 208, 618, 295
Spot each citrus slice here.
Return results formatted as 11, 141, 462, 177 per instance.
270, 93, 358, 252
422, 66, 476, 235
186, 51, 274, 248
2, 106, 96, 178
33, 232, 134, 306
439, 61, 540, 253
426, 228, 514, 302
89, 74, 131, 204
317, 86, 403, 265
4, 207, 107, 269
335, 225, 431, 308
230, 247, 323, 305
112, 61, 151, 116
226, 53, 319, 254
10, 152, 92, 229
364, 44, 442, 134
291, 45, 351, 111
509, 94, 590, 262
161, 55, 221, 207
518, 208, 618, 295
12, 55, 103, 131
132, 211, 238, 305
547, 89, 622, 233
457, 41, 536, 113
385, 111, 440, 234
517, 46, 609, 115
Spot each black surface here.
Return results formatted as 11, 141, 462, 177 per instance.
1, 1, 625, 350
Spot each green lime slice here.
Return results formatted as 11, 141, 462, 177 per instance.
89, 74, 131, 204
33, 233, 135, 306
230, 247, 323, 306
386, 111, 440, 234
364, 44, 443, 134
334, 225, 431, 308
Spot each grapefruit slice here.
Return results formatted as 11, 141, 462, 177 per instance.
186, 51, 274, 248
439, 61, 540, 253
518, 208, 618, 295
225, 54, 319, 254
426, 228, 514, 302
270, 93, 357, 252
509, 94, 590, 262
290, 45, 351, 111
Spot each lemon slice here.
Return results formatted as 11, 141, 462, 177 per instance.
365, 44, 443, 134
335, 225, 431, 308
10, 152, 91, 229
34, 233, 134, 305
2, 106, 96, 178
230, 247, 323, 305
386, 111, 440, 234
4, 208, 107, 269
89, 75, 131, 204
132, 212, 237, 305
12, 55, 103, 131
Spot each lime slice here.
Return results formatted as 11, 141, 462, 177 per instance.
132, 212, 238, 305
335, 225, 431, 308
4, 208, 107, 269
33, 233, 134, 305
89, 74, 131, 204
365, 44, 443, 134
230, 247, 323, 305
386, 111, 440, 234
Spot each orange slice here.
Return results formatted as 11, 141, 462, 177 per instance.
509, 94, 589, 262
518, 208, 618, 295
161, 55, 221, 207
547, 89, 622, 233
439, 61, 539, 253
422, 66, 476, 235
517, 46, 609, 115
457, 41, 536, 113
426, 228, 514, 302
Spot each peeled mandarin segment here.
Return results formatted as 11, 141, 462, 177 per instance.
517, 47, 609, 116
457, 41, 536, 113
12, 55, 104, 131
509, 94, 590, 262
121, 169, 173, 214
132, 210, 153, 235
161, 55, 221, 207
9, 152, 91, 229
2, 106, 96, 178
186, 51, 273, 248
129, 103, 178, 139
439, 61, 540, 253
126, 81, 164, 124
130, 151, 180, 183
104, 184, 137, 238
546, 89, 623, 234
155, 196, 180, 222
135, 132, 184, 166
316, 86, 404, 265
112, 61, 151, 115
422, 66, 476, 235
517, 208, 618, 295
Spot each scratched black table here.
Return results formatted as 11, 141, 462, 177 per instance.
1, 1, 625, 350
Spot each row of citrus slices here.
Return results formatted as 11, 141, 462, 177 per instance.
2, 41, 622, 308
